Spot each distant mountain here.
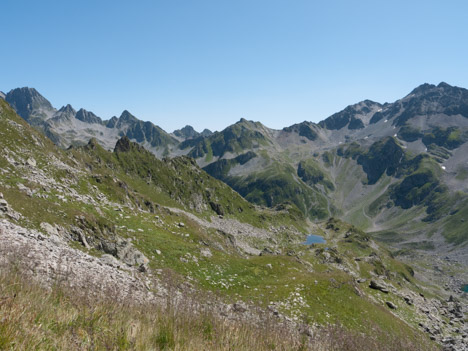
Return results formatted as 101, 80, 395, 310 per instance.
5, 87, 55, 124
5, 83, 468, 250
2, 91, 459, 351
178, 82, 468, 250
5, 87, 177, 155
172, 125, 213, 140
173, 125, 199, 140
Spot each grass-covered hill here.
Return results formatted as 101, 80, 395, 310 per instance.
0, 95, 460, 349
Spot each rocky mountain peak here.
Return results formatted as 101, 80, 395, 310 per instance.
409, 83, 437, 96
58, 104, 76, 114
319, 100, 382, 130
173, 125, 199, 139
114, 136, 147, 153
200, 128, 213, 137
437, 81, 452, 89
119, 110, 138, 122
75, 108, 102, 124
5, 87, 55, 121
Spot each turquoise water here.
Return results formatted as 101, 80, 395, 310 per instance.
462, 284, 468, 293
303, 234, 326, 245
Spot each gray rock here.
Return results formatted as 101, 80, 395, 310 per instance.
40, 222, 58, 236
0, 199, 9, 213
200, 247, 212, 258
138, 263, 148, 272
233, 302, 247, 313
386, 301, 397, 309
101, 238, 149, 267
369, 280, 389, 293
26, 158, 37, 167
100, 254, 121, 268
404, 296, 413, 305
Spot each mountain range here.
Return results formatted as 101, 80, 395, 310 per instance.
4, 83, 468, 255
1, 84, 467, 350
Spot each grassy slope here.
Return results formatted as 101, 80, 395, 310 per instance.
0, 99, 442, 349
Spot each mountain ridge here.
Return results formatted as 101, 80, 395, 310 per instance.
5, 83, 468, 251
0, 90, 466, 350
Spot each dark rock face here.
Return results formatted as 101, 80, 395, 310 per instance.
319, 100, 380, 130
51, 104, 77, 123
182, 119, 267, 159
75, 109, 103, 124
114, 136, 135, 153
173, 125, 200, 139
283, 122, 318, 141
5, 87, 54, 122
398, 125, 424, 142
369, 82, 468, 126
390, 170, 439, 209
357, 137, 404, 184
422, 126, 467, 150
203, 151, 257, 180
200, 128, 213, 137
112, 111, 177, 148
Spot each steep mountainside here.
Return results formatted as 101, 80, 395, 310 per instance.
1, 98, 463, 349
5, 88, 179, 155
5, 83, 468, 263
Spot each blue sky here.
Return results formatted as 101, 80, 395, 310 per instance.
1, 0, 468, 132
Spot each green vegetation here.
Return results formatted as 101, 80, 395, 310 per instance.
283, 122, 318, 141
181, 119, 269, 159
0, 95, 462, 349
422, 126, 467, 150
297, 158, 335, 191
0, 268, 438, 351
357, 137, 404, 184
225, 162, 330, 219
398, 125, 423, 142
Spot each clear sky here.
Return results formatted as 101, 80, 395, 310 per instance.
1, 0, 468, 132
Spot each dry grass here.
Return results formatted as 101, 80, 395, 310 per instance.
0, 265, 440, 351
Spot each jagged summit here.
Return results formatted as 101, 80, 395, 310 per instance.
173, 125, 199, 140
119, 110, 138, 122
200, 128, 212, 136
76, 108, 102, 124
5, 87, 55, 122
319, 100, 382, 130
58, 104, 76, 114
114, 135, 146, 153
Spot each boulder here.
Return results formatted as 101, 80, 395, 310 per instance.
386, 301, 397, 309
100, 254, 121, 268
0, 199, 9, 213
200, 248, 212, 258
26, 157, 36, 167
40, 222, 58, 236
101, 237, 149, 267
369, 280, 389, 293
232, 302, 247, 313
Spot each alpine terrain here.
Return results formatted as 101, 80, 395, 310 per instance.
1, 82, 467, 350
